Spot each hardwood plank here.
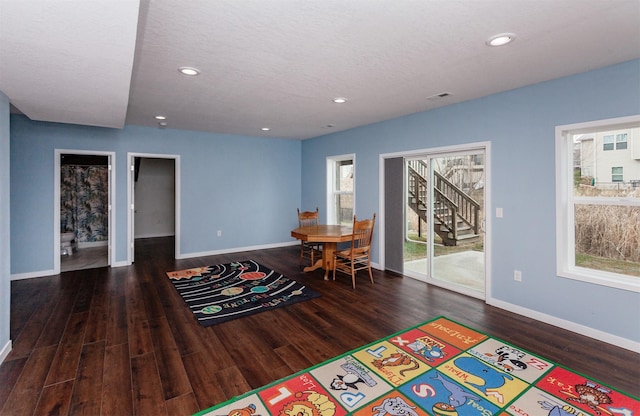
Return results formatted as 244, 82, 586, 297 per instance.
83, 275, 109, 344
181, 351, 228, 410
102, 343, 133, 416
33, 379, 73, 416
44, 311, 88, 386
131, 352, 167, 416
8, 285, 62, 360
0, 357, 27, 410
125, 276, 154, 357
148, 317, 192, 400
214, 366, 252, 399
69, 341, 105, 415
106, 294, 128, 347
0, 345, 57, 416
165, 392, 200, 416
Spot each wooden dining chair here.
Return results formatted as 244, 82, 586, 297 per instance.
333, 213, 376, 289
297, 207, 321, 268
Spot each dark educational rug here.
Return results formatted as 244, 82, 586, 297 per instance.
195, 316, 639, 416
166, 260, 320, 327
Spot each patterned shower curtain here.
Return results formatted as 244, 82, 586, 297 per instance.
60, 165, 108, 243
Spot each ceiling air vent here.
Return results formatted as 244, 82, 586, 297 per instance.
427, 92, 452, 101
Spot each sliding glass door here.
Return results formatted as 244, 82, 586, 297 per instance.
403, 148, 486, 297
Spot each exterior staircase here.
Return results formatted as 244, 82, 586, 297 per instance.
407, 160, 481, 246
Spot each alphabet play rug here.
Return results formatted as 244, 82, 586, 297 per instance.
195, 316, 639, 415
166, 260, 320, 327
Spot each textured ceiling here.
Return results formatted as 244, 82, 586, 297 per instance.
1, 0, 639, 139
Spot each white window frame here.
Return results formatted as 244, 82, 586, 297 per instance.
326, 154, 355, 225
555, 115, 640, 293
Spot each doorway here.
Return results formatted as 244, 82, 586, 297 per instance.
127, 153, 180, 263
382, 142, 490, 299
55, 150, 114, 273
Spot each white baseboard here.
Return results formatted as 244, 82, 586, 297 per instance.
134, 233, 175, 239
11, 268, 57, 281
78, 240, 108, 249
176, 240, 298, 259
487, 296, 640, 353
0, 339, 11, 364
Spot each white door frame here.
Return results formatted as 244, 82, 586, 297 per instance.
54, 149, 115, 273
127, 152, 181, 263
378, 141, 492, 301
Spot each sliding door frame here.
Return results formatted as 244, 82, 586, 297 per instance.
378, 141, 492, 300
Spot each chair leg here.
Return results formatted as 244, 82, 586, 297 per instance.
351, 262, 356, 289
332, 254, 337, 281
368, 266, 374, 285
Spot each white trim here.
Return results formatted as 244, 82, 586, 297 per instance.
11, 269, 57, 281
127, 153, 181, 263
555, 115, 640, 293
487, 296, 640, 353
134, 232, 176, 239
326, 153, 355, 224
378, 141, 492, 301
54, 149, 115, 274
176, 240, 299, 259
0, 340, 11, 364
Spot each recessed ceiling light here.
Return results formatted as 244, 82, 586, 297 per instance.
158, 121, 168, 128
486, 33, 516, 47
154, 115, 167, 120
332, 97, 347, 104
261, 127, 271, 131
178, 66, 200, 76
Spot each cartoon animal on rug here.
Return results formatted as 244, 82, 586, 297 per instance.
330, 373, 368, 391
431, 372, 481, 407
484, 346, 527, 373
277, 390, 336, 416
453, 356, 513, 393
563, 381, 613, 416
330, 362, 378, 391
372, 396, 420, 416
372, 350, 420, 376
225, 403, 257, 416
406, 339, 446, 362
538, 400, 588, 416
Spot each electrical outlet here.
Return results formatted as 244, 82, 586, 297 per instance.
217, 230, 222, 237
514, 270, 522, 282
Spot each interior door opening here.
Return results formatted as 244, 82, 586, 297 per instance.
128, 154, 179, 263
56, 151, 113, 273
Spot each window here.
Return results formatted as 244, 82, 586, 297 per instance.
611, 167, 623, 182
556, 115, 640, 292
616, 133, 628, 150
603, 133, 628, 150
326, 154, 355, 225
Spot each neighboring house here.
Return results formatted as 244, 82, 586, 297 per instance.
574, 127, 640, 190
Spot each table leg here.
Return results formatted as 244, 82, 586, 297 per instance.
321, 242, 337, 280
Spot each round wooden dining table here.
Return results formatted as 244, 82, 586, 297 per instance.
291, 224, 353, 280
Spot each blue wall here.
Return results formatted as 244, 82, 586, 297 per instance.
0, 92, 10, 358
6, 60, 640, 347
301, 60, 640, 344
10, 119, 301, 273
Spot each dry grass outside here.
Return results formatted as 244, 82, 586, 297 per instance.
574, 205, 640, 263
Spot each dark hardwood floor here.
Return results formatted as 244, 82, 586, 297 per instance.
1, 237, 638, 415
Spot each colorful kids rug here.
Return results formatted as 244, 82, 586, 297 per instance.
166, 260, 320, 327
196, 316, 639, 416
